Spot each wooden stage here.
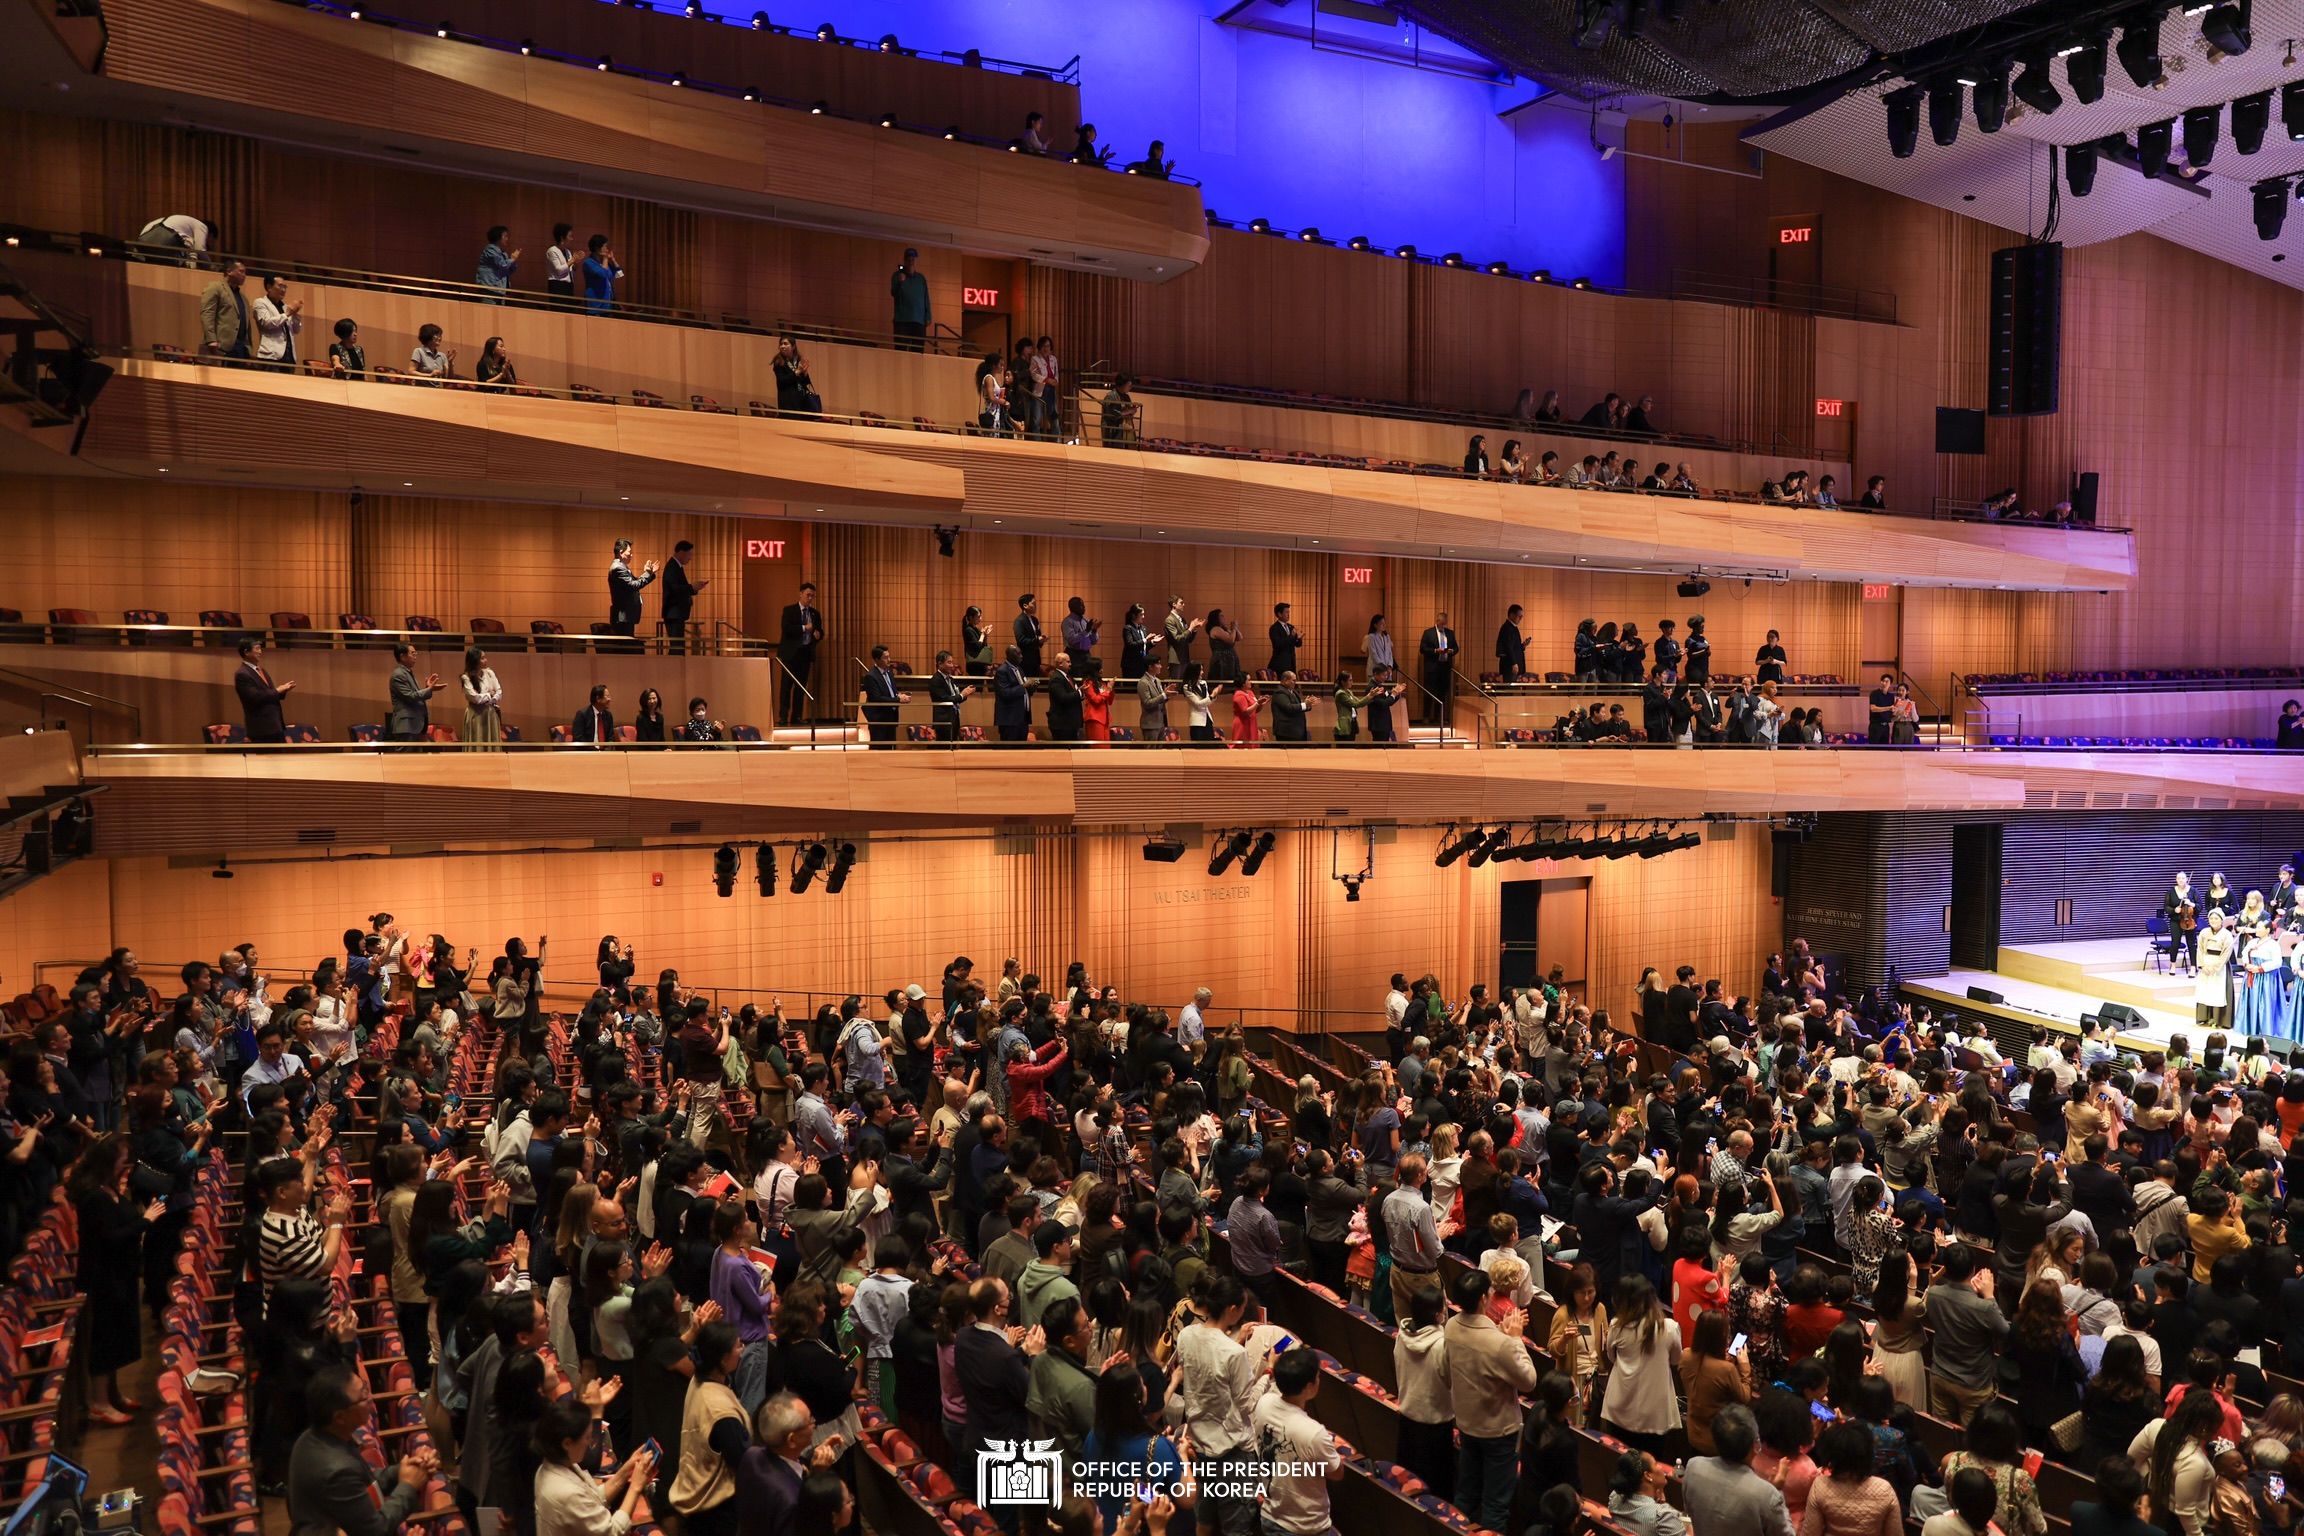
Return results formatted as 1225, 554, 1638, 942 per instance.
1906, 934, 2300, 1057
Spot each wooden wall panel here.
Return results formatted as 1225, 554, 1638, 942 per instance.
48, 825, 1770, 1028
0, 860, 113, 1002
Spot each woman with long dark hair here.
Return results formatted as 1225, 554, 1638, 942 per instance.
1076, 1346, 1182, 1532
1597, 1273, 1681, 1454
1866, 1247, 1927, 1409
71, 1134, 162, 1424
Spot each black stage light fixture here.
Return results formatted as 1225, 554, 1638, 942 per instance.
754, 842, 778, 896
2064, 140, 2098, 196
1485, 260, 1510, 275
713, 842, 738, 897
1677, 577, 1710, 599
1240, 831, 1278, 877
1637, 830, 1673, 858
211, 857, 234, 880
435, 21, 451, 37
2182, 104, 2220, 166
1531, 269, 1552, 283
751, 10, 767, 27
878, 32, 899, 52
790, 840, 827, 892
2117, 8, 2162, 88
809, 100, 828, 114
942, 126, 959, 140
671, 70, 689, 86
934, 525, 958, 557
2285, 80, 2304, 140
1347, 236, 1372, 251
1442, 252, 1466, 267
1467, 826, 1515, 869
596, 54, 613, 70
1885, 84, 1922, 158
518, 37, 533, 52
1299, 226, 1321, 243
683, 0, 702, 15
2255, 178, 2289, 240
2012, 54, 2062, 117
1601, 833, 1637, 860
2136, 117, 2174, 177
1927, 79, 1964, 146
2066, 32, 2108, 103
2232, 90, 2271, 153
1395, 243, 1417, 259
814, 20, 834, 40
1671, 830, 1703, 852
1340, 873, 1364, 902
1570, 276, 1595, 290
1209, 830, 1252, 876
1142, 835, 1186, 863
2201, 2, 2251, 57
742, 88, 761, 101
823, 840, 858, 893
1971, 63, 2010, 133
1435, 826, 1483, 867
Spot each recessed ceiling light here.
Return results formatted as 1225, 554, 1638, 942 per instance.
402, 480, 413, 486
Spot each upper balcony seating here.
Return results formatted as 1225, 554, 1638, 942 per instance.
1968, 666, 2303, 690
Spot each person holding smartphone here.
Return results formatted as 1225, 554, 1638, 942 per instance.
1680, 1308, 1752, 1455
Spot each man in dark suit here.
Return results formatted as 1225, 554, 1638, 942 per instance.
386, 643, 440, 744
570, 684, 615, 744
992, 646, 1032, 743
778, 582, 822, 725
928, 650, 975, 743
1042, 652, 1083, 741
659, 539, 707, 654
605, 538, 657, 638
1269, 671, 1308, 743
1417, 614, 1458, 727
1268, 602, 1301, 675
735, 1392, 848, 1536
1366, 671, 1399, 744
860, 644, 908, 749
952, 1276, 1043, 1513
288, 1363, 434, 1536
1012, 593, 1045, 677
1495, 604, 1528, 681
235, 637, 292, 743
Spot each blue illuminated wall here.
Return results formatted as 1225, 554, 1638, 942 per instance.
801, 0, 1626, 282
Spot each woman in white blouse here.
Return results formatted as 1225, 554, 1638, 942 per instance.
461, 646, 503, 750
1365, 614, 1396, 676
1598, 1275, 1684, 1451
545, 222, 577, 304
1180, 662, 1217, 744
534, 1395, 656, 1536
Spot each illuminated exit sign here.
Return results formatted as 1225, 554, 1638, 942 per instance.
1780, 226, 1814, 243
962, 285, 1001, 307
745, 538, 787, 559
1342, 566, 1374, 585
1861, 583, 1893, 602
1815, 398, 1844, 417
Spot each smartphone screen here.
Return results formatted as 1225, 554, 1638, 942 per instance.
1730, 1333, 1747, 1355
1809, 1400, 1835, 1423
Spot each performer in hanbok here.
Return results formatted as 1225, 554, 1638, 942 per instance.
2286, 930, 2304, 1042
2234, 922, 2283, 1040
2195, 908, 2234, 1029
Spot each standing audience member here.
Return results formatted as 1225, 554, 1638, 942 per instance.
476, 226, 520, 299
582, 236, 625, 315
891, 249, 931, 350
199, 260, 253, 361
544, 224, 577, 304
237, 637, 294, 743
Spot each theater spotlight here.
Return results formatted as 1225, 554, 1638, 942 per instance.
2116, 9, 2162, 88
751, 10, 767, 27
877, 112, 898, 127
943, 126, 959, 140
596, 54, 613, 69
742, 87, 760, 101
754, 842, 777, 896
1434, 825, 1483, 867
1340, 873, 1365, 902
1971, 63, 2010, 133
1347, 236, 1372, 251
813, 20, 833, 40
790, 840, 827, 892
1141, 835, 1186, 863
2233, 91, 2271, 153
1531, 269, 1552, 283
2182, 103, 2219, 166
1927, 79, 1963, 146
823, 840, 858, 893
2012, 54, 2062, 116
672, 70, 688, 86
1485, 260, 1511, 275
962, 47, 982, 67
1884, 84, 1922, 158
683, 0, 701, 16
1570, 276, 1595, 290
878, 32, 899, 52
1240, 831, 1278, 877
1395, 244, 1417, 259
435, 22, 450, 38
1442, 252, 1465, 267
809, 100, 828, 114
2255, 178, 2289, 240
2136, 117, 2174, 177
2201, 2, 2251, 57
1248, 217, 1272, 234
933, 525, 958, 557
712, 842, 738, 897
2064, 140, 2098, 196
2063, 35, 2107, 105
518, 37, 533, 53
1602, 832, 1638, 860
346, 5, 361, 17
1467, 826, 1515, 869
1299, 226, 1320, 242
2286, 81, 2304, 140
211, 857, 235, 880
1209, 830, 1252, 876
1637, 830, 1672, 858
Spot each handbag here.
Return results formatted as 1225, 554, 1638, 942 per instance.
2048, 1409, 2086, 1453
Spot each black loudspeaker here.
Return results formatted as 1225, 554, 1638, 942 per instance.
2068, 470, 2099, 525
1935, 407, 1987, 455
2099, 1001, 2144, 1027
1989, 241, 2063, 417
1966, 985, 2006, 1005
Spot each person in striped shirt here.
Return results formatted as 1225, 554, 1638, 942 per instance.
253, 1154, 350, 1316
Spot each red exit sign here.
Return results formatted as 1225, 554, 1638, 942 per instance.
1861, 583, 1893, 602
1342, 566, 1374, 585
1780, 226, 1814, 243
962, 285, 1001, 307
744, 538, 787, 559
1815, 398, 1844, 417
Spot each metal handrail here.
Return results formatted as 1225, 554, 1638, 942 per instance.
0, 615, 778, 657
1667, 266, 1898, 325
0, 664, 143, 742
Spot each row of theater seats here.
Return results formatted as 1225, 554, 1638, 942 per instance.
1480, 673, 1848, 688
1500, 728, 1870, 746
1986, 734, 2276, 749
0, 1203, 85, 1502
1966, 668, 2304, 690
3, 610, 695, 651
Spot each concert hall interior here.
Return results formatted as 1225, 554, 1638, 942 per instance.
4, 4, 2304, 1536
